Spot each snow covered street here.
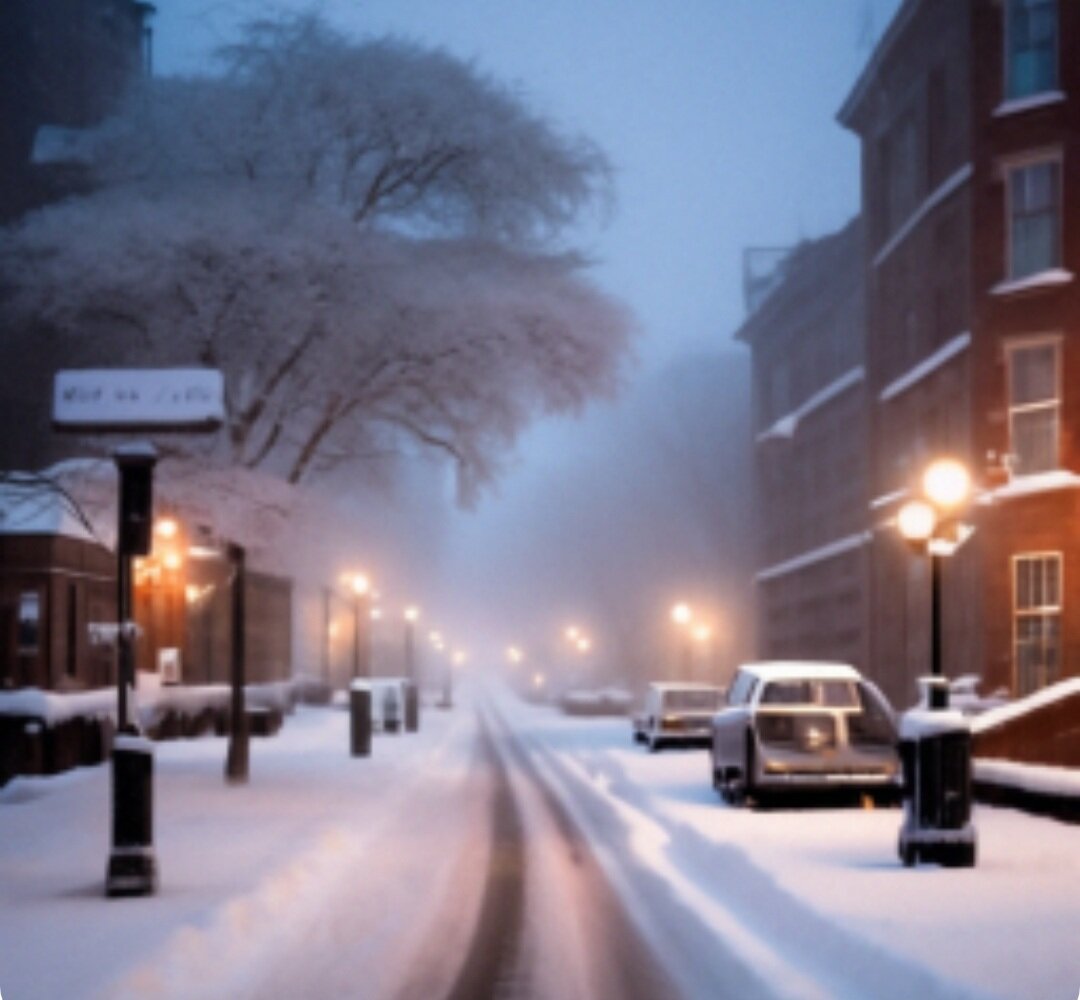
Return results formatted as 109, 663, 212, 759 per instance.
1, 679, 1078, 1000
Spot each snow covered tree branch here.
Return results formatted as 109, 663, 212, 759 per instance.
0, 13, 632, 504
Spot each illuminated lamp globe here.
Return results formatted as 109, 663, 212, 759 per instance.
897, 500, 937, 543
923, 459, 971, 510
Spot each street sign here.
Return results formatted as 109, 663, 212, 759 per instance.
52, 368, 224, 432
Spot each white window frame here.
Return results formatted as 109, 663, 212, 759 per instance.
1003, 0, 1059, 102
1002, 151, 1063, 282
1005, 334, 1061, 476
1012, 551, 1063, 695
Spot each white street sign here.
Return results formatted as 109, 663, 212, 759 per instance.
53, 368, 224, 432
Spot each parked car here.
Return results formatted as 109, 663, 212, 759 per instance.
710, 661, 900, 806
635, 682, 725, 751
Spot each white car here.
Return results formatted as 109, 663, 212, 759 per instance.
710, 661, 900, 805
635, 682, 724, 751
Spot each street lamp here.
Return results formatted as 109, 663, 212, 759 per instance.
895, 458, 978, 868
403, 605, 419, 681
348, 573, 371, 681
670, 601, 695, 679
897, 457, 973, 686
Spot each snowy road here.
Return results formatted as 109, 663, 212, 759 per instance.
2, 679, 1078, 1000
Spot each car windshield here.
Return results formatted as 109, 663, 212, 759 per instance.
760, 679, 857, 707
664, 689, 720, 711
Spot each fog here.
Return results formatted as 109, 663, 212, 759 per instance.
14, 1, 903, 688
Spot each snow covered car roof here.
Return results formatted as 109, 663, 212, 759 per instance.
736, 661, 861, 682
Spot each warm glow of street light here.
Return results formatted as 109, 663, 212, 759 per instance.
350, 573, 370, 596
565, 625, 580, 641
154, 517, 179, 540
453, 650, 467, 666
576, 636, 591, 653
923, 458, 971, 510
693, 624, 712, 642
507, 646, 523, 663
532, 671, 545, 689
897, 499, 937, 543
404, 606, 420, 623
162, 550, 183, 571
671, 602, 692, 626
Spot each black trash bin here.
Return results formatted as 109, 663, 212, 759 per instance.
897, 679, 976, 868
106, 734, 158, 896
404, 681, 420, 733
350, 682, 372, 757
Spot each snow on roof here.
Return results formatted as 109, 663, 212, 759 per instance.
738, 661, 861, 682
755, 532, 871, 583
971, 676, 1080, 734
0, 477, 99, 543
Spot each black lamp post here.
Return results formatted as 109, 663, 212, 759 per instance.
106, 444, 158, 897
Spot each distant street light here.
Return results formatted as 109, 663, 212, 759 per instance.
403, 606, 420, 682
347, 573, 372, 681
670, 601, 695, 679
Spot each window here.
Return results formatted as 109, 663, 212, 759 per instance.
1007, 339, 1059, 475
1005, 0, 1058, 100
1007, 159, 1061, 280
1013, 553, 1061, 695
17, 592, 41, 652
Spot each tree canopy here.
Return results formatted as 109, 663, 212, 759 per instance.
0, 14, 632, 503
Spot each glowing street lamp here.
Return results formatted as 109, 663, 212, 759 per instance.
671, 602, 692, 626
896, 458, 973, 683
345, 572, 372, 681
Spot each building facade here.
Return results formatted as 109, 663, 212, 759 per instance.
735, 220, 871, 675
0, 0, 153, 222
838, 0, 1080, 705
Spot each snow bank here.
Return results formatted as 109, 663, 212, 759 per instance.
970, 676, 1080, 733
973, 758, 1080, 798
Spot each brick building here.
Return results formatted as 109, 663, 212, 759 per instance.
735, 220, 870, 673
0, 0, 153, 222
838, 0, 1080, 705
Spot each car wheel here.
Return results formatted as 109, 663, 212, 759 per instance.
648, 734, 662, 753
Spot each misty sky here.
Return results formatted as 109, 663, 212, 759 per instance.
152, 1, 902, 662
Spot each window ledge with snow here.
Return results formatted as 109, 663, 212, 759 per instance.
976, 469, 1080, 504
992, 90, 1066, 119
990, 269, 1074, 297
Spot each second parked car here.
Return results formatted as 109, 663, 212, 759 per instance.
635, 682, 725, 751
710, 661, 900, 806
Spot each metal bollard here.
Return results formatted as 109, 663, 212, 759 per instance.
405, 681, 420, 733
350, 682, 372, 757
106, 734, 158, 896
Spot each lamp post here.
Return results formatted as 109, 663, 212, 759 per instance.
348, 573, 371, 681
895, 457, 977, 868
896, 458, 973, 686
403, 606, 419, 681
671, 602, 694, 680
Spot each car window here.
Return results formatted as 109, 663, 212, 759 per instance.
726, 672, 757, 705
664, 689, 720, 711
760, 680, 811, 704
760, 679, 858, 706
